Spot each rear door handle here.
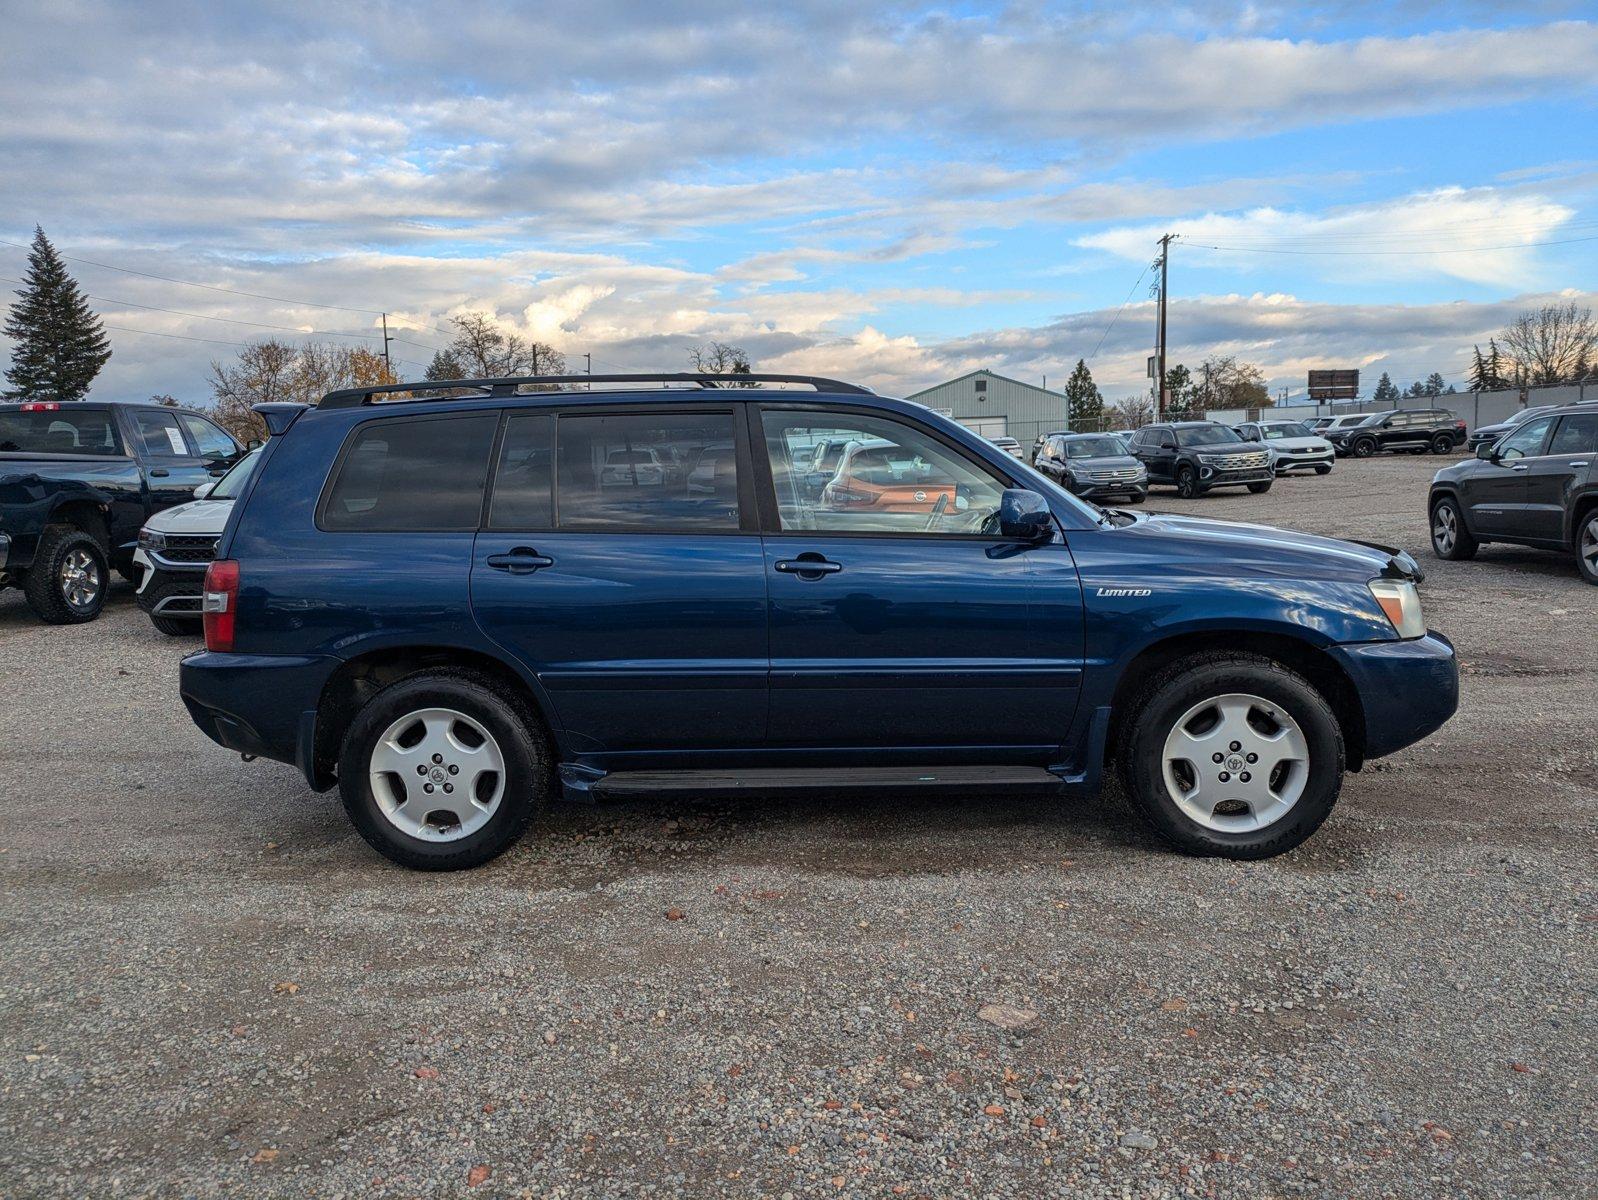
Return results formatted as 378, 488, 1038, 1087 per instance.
1570, 461, 1589, 468
1510, 464, 1528, 472
775, 556, 842, 577
486, 548, 554, 574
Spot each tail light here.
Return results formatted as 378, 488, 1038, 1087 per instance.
19, 402, 61, 412
1455, 420, 1467, 430
203, 559, 239, 651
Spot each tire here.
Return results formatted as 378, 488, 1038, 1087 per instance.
1247, 481, 1273, 494
1575, 507, 1598, 585
22, 528, 109, 625
1125, 493, 1145, 505
1429, 495, 1478, 561
1174, 464, 1200, 499
150, 615, 197, 636
1351, 437, 1377, 458
338, 670, 552, 870
115, 557, 141, 586
1118, 653, 1344, 859
1314, 465, 1332, 476
1430, 434, 1453, 454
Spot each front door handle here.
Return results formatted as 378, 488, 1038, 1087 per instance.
775, 555, 842, 578
1510, 464, 1528, 472
486, 548, 554, 575
149, 468, 170, 477
1570, 461, 1589, 468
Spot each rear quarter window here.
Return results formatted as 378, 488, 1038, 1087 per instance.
320, 413, 497, 532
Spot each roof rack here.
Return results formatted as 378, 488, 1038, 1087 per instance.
317, 372, 874, 409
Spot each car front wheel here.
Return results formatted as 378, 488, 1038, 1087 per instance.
1247, 481, 1273, 494
1430, 495, 1478, 561
1175, 465, 1200, 498
1120, 654, 1345, 859
1351, 437, 1377, 458
338, 671, 552, 870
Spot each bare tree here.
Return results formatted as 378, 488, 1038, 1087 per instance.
688, 341, 754, 384
1106, 395, 1155, 429
446, 312, 564, 379
208, 340, 396, 441
1497, 302, 1598, 386
1194, 354, 1270, 411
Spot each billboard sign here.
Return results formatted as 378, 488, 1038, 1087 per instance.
1308, 369, 1360, 400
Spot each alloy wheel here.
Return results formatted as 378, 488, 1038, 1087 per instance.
1433, 504, 1457, 555
1160, 693, 1310, 833
1581, 515, 1598, 578
368, 707, 506, 842
60, 549, 102, 611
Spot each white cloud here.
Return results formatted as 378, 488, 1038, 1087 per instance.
1078, 187, 1580, 287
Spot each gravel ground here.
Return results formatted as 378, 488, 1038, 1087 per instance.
0, 454, 1593, 1199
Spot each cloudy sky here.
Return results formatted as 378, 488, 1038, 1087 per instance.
3, 1, 1596, 403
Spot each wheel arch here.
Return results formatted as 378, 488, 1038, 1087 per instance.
45, 497, 112, 548
1105, 630, 1368, 773
1566, 490, 1598, 549
311, 644, 562, 790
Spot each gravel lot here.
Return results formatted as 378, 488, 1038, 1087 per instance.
1, 454, 1593, 1199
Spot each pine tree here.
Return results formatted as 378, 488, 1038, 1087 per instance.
1423, 372, 1447, 397
1063, 358, 1103, 430
1372, 372, 1400, 406
3, 226, 111, 401
1468, 345, 1489, 392
424, 348, 466, 381
1486, 339, 1506, 390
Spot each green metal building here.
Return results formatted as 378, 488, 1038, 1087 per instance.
903, 369, 1072, 452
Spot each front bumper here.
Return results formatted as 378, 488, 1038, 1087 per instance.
1328, 631, 1458, 761
181, 651, 342, 787
1196, 464, 1274, 487
1273, 451, 1335, 472
135, 557, 206, 619
1066, 479, 1148, 500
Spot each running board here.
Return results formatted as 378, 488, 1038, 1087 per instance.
589, 765, 1064, 799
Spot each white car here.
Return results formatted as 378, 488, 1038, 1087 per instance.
1235, 420, 1336, 475
134, 448, 260, 634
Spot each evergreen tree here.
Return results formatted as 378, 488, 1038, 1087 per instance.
1372, 372, 1400, 405
1423, 372, 1447, 397
3, 226, 112, 401
424, 348, 466, 381
1467, 345, 1490, 392
1063, 358, 1103, 430
1486, 339, 1507, 390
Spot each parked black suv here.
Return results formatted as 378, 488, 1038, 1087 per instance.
1034, 432, 1147, 502
1428, 402, 1598, 583
1128, 422, 1274, 498
1325, 408, 1466, 458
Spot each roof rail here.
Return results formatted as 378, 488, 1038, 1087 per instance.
317, 372, 874, 409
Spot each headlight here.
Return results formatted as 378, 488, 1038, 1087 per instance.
1368, 579, 1425, 639
137, 528, 165, 551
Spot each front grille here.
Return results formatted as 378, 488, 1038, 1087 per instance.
159, 534, 219, 564
1212, 451, 1269, 470
1086, 468, 1140, 482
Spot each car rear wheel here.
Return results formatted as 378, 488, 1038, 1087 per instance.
339, 671, 551, 870
1351, 437, 1376, 458
1175, 465, 1200, 498
1576, 509, 1598, 585
1430, 495, 1478, 561
1430, 433, 1453, 454
1119, 654, 1344, 859
22, 528, 108, 625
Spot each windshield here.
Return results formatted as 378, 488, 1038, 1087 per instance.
1176, 425, 1243, 447
1064, 436, 1127, 459
1261, 422, 1312, 439
210, 447, 262, 500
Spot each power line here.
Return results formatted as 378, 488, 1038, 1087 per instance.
1087, 261, 1152, 361
1183, 235, 1598, 257
0, 235, 386, 315
101, 323, 253, 348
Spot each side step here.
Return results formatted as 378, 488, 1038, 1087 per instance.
590, 765, 1064, 799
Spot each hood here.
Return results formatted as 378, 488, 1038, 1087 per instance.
1259, 436, 1331, 452
1063, 454, 1142, 471
1123, 510, 1420, 581
1471, 421, 1514, 438
143, 497, 234, 535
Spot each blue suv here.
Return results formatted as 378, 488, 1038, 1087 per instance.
180, 374, 1459, 870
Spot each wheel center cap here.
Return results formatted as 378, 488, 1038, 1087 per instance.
1225, 754, 1245, 773
430, 766, 447, 783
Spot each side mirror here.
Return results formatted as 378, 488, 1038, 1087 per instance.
1475, 442, 1497, 461
999, 488, 1053, 542
193, 480, 215, 499
246, 438, 263, 451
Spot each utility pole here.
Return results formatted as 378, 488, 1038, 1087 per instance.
380, 313, 394, 376
1155, 234, 1176, 420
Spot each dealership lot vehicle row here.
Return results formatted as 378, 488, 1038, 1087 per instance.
0, 452, 1592, 1199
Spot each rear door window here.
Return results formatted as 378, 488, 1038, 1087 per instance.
1548, 413, 1598, 455
488, 411, 554, 530
322, 414, 497, 531
554, 410, 742, 531
132, 409, 192, 458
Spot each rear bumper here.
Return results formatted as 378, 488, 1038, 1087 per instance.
181, 651, 340, 786
1328, 631, 1458, 760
